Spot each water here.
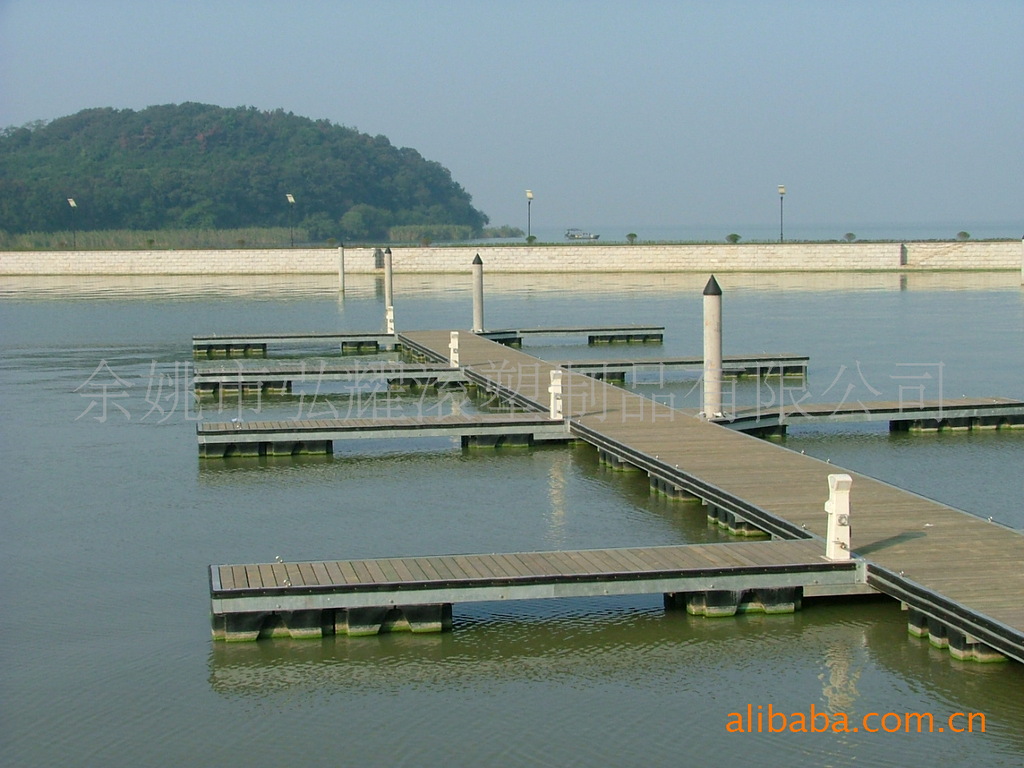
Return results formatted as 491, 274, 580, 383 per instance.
2, 272, 1023, 767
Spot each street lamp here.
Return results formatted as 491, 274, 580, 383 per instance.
778, 185, 786, 243
67, 198, 77, 249
525, 189, 533, 240
285, 193, 296, 247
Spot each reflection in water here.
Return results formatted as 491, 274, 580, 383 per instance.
205, 596, 1024, 759
3, 269, 1021, 302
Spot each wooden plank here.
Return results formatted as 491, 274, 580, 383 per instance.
438, 556, 478, 581
244, 565, 264, 589
387, 558, 421, 583
297, 562, 319, 586
361, 558, 392, 584
321, 561, 345, 586
349, 559, 376, 585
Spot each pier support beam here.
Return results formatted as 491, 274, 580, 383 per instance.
648, 474, 700, 501
665, 587, 801, 617
702, 275, 723, 419
906, 607, 1006, 662
212, 605, 454, 641
706, 504, 769, 537
337, 604, 453, 636
597, 449, 641, 471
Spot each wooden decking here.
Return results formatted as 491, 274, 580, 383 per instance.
210, 539, 863, 640
193, 325, 664, 358
213, 539, 857, 596
554, 353, 808, 378
392, 330, 1024, 662
193, 360, 466, 393
197, 412, 571, 457
720, 397, 1024, 433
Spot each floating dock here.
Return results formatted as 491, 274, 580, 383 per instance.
480, 324, 664, 346
193, 325, 664, 358
719, 397, 1024, 436
194, 332, 394, 358
208, 329, 1024, 663
192, 360, 467, 395
192, 353, 809, 395
197, 412, 571, 458
210, 539, 864, 640
553, 353, 808, 380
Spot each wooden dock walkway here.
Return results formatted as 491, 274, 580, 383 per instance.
552, 353, 808, 379
191, 353, 810, 395
389, 330, 1024, 663
197, 412, 571, 457
210, 539, 863, 640
194, 331, 394, 357
192, 360, 466, 394
193, 324, 664, 358
719, 397, 1024, 435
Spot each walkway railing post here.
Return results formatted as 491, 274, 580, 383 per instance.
824, 473, 853, 561
548, 369, 564, 420
449, 331, 460, 368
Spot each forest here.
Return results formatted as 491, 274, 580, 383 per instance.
0, 103, 491, 243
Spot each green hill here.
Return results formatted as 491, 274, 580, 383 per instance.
0, 103, 489, 241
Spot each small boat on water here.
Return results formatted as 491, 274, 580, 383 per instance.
565, 228, 600, 241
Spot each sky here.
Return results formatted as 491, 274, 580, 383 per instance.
1, 0, 1022, 239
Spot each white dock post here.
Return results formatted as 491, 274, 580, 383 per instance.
702, 275, 723, 419
449, 331, 460, 368
472, 254, 485, 333
548, 369, 564, 420
337, 245, 346, 292
386, 305, 395, 335
384, 247, 394, 308
824, 473, 853, 561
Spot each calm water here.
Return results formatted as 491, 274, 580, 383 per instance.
2, 272, 1023, 767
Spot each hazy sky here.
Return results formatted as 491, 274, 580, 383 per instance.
2, 0, 1021, 236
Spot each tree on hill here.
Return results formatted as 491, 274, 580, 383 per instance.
0, 103, 489, 241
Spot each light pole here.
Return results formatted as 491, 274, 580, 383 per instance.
778, 185, 786, 243
525, 189, 533, 240
286, 193, 296, 247
67, 198, 77, 249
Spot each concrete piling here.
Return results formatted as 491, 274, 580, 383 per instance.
383, 247, 394, 308
702, 275, 723, 419
472, 254, 485, 332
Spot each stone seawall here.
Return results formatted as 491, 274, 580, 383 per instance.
1, 240, 1020, 275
